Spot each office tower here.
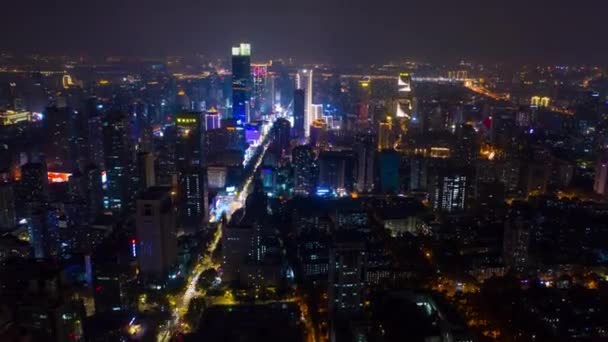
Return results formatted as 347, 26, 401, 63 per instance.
503, 217, 530, 272
429, 168, 468, 212
251, 63, 269, 114
175, 112, 202, 170
102, 111, 132, 213
311, 104, 323, 121
0, 183, 16, 230
594, 154, 608, 196
232, 43, 252, 125
357, 79, 371, 127
179, 168, 207, 232
377, 118, 393, 151
92, 254, 124, 314
310, 119, 328, 149
273, 118, 291, 157
297, 69, 314, 138
45, 106, 72, 171
318, 151, 346, 191
137, 152, 156, 192
83, 164, 104, 222
377, 150, 400, 193
293, 89, 305, 138
135, 187, 177, 279
292, 145, 316, 195
355, 135, 375, 193
396, 73, 414, 119
20, 162, 49, 203
88, 115, 105, 169
329, 232, 367, 313
205, 107, 221, 130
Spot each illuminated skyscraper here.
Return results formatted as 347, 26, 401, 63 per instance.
297, 69, 313, 138
231, 43, 252, 125
251, 63, 269, 114
292, 145, 316, 195
310, 119, 328, 150
357, 79, 371, 126
205, 107, 221, 130
377, 118, 393, 151
396, 73, 413, 119
429, 169, 468, 212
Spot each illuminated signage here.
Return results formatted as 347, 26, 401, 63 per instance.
47, 172, 71, 183
176, 117, 198, 124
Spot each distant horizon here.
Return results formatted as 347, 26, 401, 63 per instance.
1, 0, 606, 66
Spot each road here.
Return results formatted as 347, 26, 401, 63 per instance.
158, 116, 278, 341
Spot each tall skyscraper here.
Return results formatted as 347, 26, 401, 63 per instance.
396, 72, 414, 119
355, 134, 375, 193
179, 168, 207, 232
232, 43, 252, 125
273, 118, 291, 157
296, 70, 314, 138
251, 63, 269, 114
292, 145, 316, 195
136, 186, 177, 279
293, 89, 305, 138
102, 111, 133, 213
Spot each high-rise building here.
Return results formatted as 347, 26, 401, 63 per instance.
179, 168, 207, 232
318, 151, 347, 191
205, 107, 221, 130
232, 43, 252, 125
503, 217, 530, 272
175, 112, 202, 170
296, 70, 314, 138
377, 150, 400, 193
292, 145, 316, 195
396, 73, 414, 119
0, 183, 16, 230
20, 162, 49, 204
251, 63, 269, 114
137, 152, 156, 192
45, 106, 71, 171
310, 119, 328, 150
329, 232, 367, 313
377, 118, 393, 151
102, 111, 133, 213
135, 186, 177, 279
429, 168, 468, 212
273, 118, 291, 157
293, 89, 305, 138
355, 135, 375, 193
594, 154, 608, 197
357, 79, 371, 127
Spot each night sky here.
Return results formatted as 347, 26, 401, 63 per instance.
2, 0, 605, 64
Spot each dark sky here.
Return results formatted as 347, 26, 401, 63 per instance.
1, 0, 605, 64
